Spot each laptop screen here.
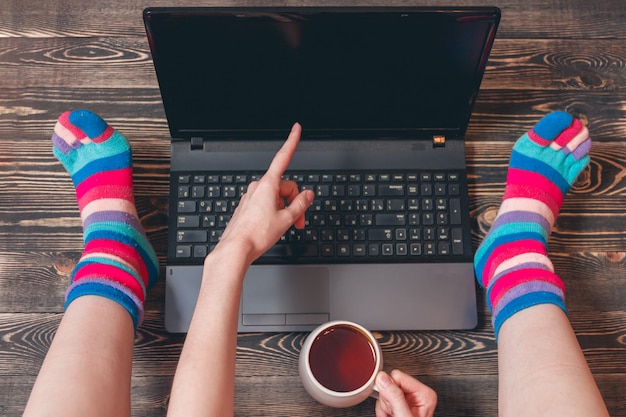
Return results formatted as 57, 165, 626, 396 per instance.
144, 8, 499, 138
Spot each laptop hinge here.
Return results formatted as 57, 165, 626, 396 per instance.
433, 135, 446, 148
190, 137, 204, 150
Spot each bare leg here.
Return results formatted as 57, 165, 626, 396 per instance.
23, 110, 159, 416
474, 112, 609, 416
498, 306, 608, 417
24, 297, 134, 417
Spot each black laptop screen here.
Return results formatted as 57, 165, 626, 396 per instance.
144, 8, 499, 138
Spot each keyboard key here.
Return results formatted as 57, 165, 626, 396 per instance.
347, 185, 361, 196
192, 186, 205, 198
386, 199, 405, 211
452, 228, 464, 255
176, 245, 192, 258
202, 215, 216, 227
353, 244, 366, 256
193, 245, 208, 258
331, 185, 345, 197
199, 200, 212, 212
321, 245, 334, 256
450, 198, 462, 225
369, 229, 393, 241
177, 230, 207, 243
378, 184, 404, 196
264, 244, 319, 258
375, 214, 406, 226
368, 243, 380, 256
178, 200, 196, 213
178, 186, 190, 198
207, 186, 221, 197
371, 199, 384, 211
337, 244, 350, 256
223, 186, 237, 198
177, 215, 200, 228
395, 229, 407, 240
363, 185, 376, 196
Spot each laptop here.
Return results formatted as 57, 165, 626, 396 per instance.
143, 6, 501, 333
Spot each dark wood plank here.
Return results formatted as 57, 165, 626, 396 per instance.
2, 303, 625, 379
3, 372, 625, 417
1, 0, 625, 39
2, 38, 626, 90
1, 0, 625, 416
1, 135, 624, 252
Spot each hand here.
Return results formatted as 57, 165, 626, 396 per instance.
375, 370, 437, 417
217, 122, 315, 264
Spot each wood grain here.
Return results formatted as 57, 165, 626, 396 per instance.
1, 0, 625, 416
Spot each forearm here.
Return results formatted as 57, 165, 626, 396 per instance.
167, 244, 250, 417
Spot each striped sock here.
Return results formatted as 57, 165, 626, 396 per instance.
474, 111, 591, 338
52, 110, 159, 329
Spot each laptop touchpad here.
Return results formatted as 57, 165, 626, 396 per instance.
242, 265, 330, 315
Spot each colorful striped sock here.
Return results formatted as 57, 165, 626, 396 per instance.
474, 111, 591, 338
52, 110, 159, 329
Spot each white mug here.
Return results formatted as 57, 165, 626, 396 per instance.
299, 320, 383, 408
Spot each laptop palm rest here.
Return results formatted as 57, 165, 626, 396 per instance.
241, 266, 330, 327
164, 265, 331, 333
165, 263, 477, 333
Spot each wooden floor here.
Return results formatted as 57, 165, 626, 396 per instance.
1, 0, 625, 416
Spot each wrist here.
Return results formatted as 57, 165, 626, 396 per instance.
203, 239, 255, 270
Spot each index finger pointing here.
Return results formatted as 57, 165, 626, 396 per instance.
264, 122, 302, 180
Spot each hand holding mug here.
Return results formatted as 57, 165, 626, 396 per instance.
299, 320, 437, 415
375, 370, 437, 417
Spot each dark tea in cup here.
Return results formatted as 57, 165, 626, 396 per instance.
299, 320, 383, 408
309, 324, 377, 392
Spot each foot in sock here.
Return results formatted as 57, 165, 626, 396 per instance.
474, 111, 591, 338
52, 110, 159, 329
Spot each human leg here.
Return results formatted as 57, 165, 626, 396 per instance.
474, 112, 609, 417
24, 297, 135, 417
23, 110, 159, 417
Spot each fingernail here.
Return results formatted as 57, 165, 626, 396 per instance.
377, 371, 392, 388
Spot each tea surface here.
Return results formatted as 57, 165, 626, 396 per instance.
309, 325, 376, 392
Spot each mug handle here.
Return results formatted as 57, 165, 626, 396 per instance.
370, 383, 380, 400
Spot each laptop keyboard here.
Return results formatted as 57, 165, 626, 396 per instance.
170, 170, 469, 264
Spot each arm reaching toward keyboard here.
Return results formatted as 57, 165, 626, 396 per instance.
218, 123, 314, 265
167, 122, 314, 417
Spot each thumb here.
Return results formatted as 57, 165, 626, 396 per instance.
287, 189, 314, 229
376, 371, 412, 417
